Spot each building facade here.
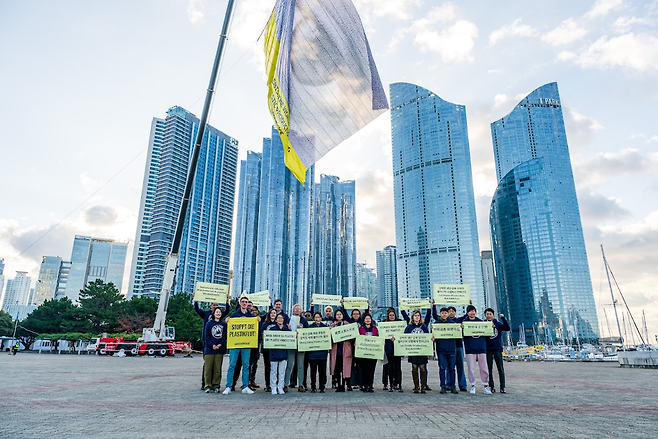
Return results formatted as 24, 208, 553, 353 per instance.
64, 235, 128, 303
376, 245, 398, 309
489, 82, 599, 344
128, 106, 238, 297
481, 250, 497, 312
1, 271, 32, 310
355, 262, 376, 306
390, 82, 484, 309
35, 256, 73, 305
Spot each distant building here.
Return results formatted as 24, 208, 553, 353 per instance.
390, 82, 484, 309
376, 245, 398, 309
481, 251, 497, 312
489, 82, 599, 344
35, 256, 72, 305
355, 263, 377, 306
64, 235, 128, 303
1, 271, 32, 311
128, 106, 238, 297
0, 258, 5, 309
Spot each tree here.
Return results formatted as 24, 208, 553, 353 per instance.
20, 298, 79, 335
166, 293, 203, 350
0, 310, 14, 336
116, 296, 158, 334
78, 279, 125, 333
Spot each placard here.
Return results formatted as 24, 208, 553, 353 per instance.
399, 298, 432, 310
342, 297, 369, 309
462, 321, 494, 337
433, 284, 470, 305
355, 335, 385, 360
330, 323, 359, 343
297, 327, 332, 352
393, 333, 434, 357
263, 330, 297, 350
312, 294, 342, 306
193, 282, 228, 303
431, 323, 463, 339
226, 317, 259, 349
377, 321, 408, 339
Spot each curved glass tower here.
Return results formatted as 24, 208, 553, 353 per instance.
390, 83, 484, 309
490, 82, 599, 344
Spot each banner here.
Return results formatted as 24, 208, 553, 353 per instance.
433, 284, 470, 305
394, 333, 434, 357
462, 321, 494, 337
377, 321, 408, 339
246, 290, 271, 309
193, 282, 228, 303
226, 317, 259, 349
263, 330, 297, 350
399, 298, 432, 310
342, 297, 369, 309
431, 323, 462, 339
354, 335, 385, 360
312, 294, 342, 307
330, 323, 359, 343
297, 327, 332, 352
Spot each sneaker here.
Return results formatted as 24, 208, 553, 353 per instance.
491, 388, 496, 393
469, 385, 476, 394
231, 386, 236, 391
368, 387, 374, 393
214, 388, 220, 393
398, 387, 404, 393
319, 389, 325, 393
265, 386, 271, 392
440, 387, 447, 394
459, 387, 468, 392
500, 388, 507, 394
271, 389, 277, 395
277, 387, 285, 394
222, 387, 231, 395
484, 386, 492, 395
205, 388, 211, 393
425, 386, 432, 391
311, 389, 316, 393
298, 386, 306, 393
242, 387, 255, 394
383, 385, 388, 390
451, 387, 459, 394
346, 386, 353, 391
389, 387, 394, 393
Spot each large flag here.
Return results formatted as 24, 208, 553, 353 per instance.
264, 0, 389, 184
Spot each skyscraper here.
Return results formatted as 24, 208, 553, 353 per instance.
1, 271, 31, 310
128, 106, 238, 297
0, 258, 5, 309
35, 256, 72, 305
481, 250, 497, 312
390, 83, 484, 309
64, 235, 128, 303
489, 82, 599, 344
376, 245, 398, 309
355, 262, 376, 305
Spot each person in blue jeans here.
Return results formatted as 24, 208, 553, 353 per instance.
223, 296, 259, 395
433, 307, 458, 394
448, 306, 467, 391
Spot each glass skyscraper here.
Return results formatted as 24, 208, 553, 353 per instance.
376, 245, 398, 309
35, 256, 72, 305
355, 262, 376, 306
128, 106, 238, 297
390, 83, 484, 309
489, 82, 599, 344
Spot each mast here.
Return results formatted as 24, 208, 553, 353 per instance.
601, 244, 625, 350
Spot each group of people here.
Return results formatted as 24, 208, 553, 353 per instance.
195, 294, 510, 397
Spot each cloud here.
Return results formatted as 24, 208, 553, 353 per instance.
187, 0, 205, 24
573, 148, 658, 185
584, 0, 625, 19
488, 18, 538, 45
354, 0, 422, 22
409, 5, 478, 63
648, 135, 658, 143
354, 169, 395, 263
83, 205, 119, 226
564, 107, 604, 146
578, 191, 630, 222
565, 33, 658, 71
613, 16, 655, 32
542, 18, 588, 45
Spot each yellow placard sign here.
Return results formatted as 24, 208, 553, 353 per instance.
355, 335, 385, 360
431, 323, 463, 339
399, 298, 432, 310
342, 297, 369, 309
263, 330, 297, 350
296, 327, 332, 352
378, 321, 408, 339
312, 294, 342, 306
193, 282, 228, 303
394, 333, 434, 357
462, 321, 494, 337
433, 284, 471, 305
330, 323, 359, 343
227, 317, 259, 349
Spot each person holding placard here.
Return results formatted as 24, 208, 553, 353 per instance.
357, 315, 379, 393
284, 304, 308, 393
268, 313, 290, 395
203, 307, 227, 393
382, 308, 404, 393
260, 308, 279, 392
195, 297, 230, 390
340, 298, 370, 390
328, 309, 353, 392
401, 304, 433, 391
402, 310, 432, 394
457, 305, 492, 395
485, 309, 510, 394
433, 307, 459, 394
448, 306, 468, 391
222, 296, 258, 395
306, 311, 330, 393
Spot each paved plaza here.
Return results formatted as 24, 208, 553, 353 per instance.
1, 352, 656, 438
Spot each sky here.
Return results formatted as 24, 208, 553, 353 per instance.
1, 0, 657, 342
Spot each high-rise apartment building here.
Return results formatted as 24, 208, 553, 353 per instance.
128, 106, 238, 297
0, 258, 5, 310
489, 82, 599, 343
390, 83, 484, 309
355, 262, 376, 306
376, 245, 398, 309
1, 271, 31, 310
481, 250, 497, 312
35, 256, 72, 305
64, 235, 128, 303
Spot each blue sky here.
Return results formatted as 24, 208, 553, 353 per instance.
1, 0, 657, 341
